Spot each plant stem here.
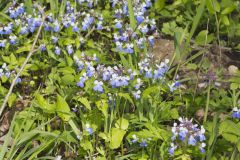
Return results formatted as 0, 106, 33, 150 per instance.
204, 83, 211, 122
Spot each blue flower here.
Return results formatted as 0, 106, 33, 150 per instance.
54, 46, 61, 55
232, 107, 240, 119
139, 25, 148, 34
72, 24, 79, 32
179, 130, 187, 141
169, 81, 181, 92
16, 77, 22, 84
0, 40, 6, 48
67, 45, 73, 55
53, 21, 61, 32
20, 26, 28, 34
93, 80, 104, 93
131, 134, 139, 143
148, 36, 154, 46
199, 143, 206, 153
51, 36, 59, 44
124, 43, 134, 54
134, 78, 142, 90
40, 44, 46, 52
139, 140, 147, 147
136, 14, 144, 24
114, 20, 122, 29
96, 21, 103, 30
188, 135, 197, 146
82, 15, 94, 31
9, 35, 17, 45
77, 74, 88, 88
132, 90, 141, 100
168, 143, 177, 156
85, 123, 93, 135
86, 66, 95, 77
145, 69, 153, 78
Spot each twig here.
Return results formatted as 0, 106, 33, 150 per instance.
0, 5, 46, 118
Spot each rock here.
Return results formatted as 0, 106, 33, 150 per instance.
228, 65, 238, 75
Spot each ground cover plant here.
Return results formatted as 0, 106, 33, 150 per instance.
0, 0, 240, 159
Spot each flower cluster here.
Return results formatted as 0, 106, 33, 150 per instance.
112, 0, 157, 53
0, 63, 21, 83
1, 0, 159, 61
232, 107, 240, 119
169, 117, 206, 156
74, 53, 173, 99
0, 1, 104, 53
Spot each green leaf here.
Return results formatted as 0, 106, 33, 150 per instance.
170, 108, 179, 119
109, 128, 126, 149
8, 93, 17, 107
142, 86, 159, 99
56, 95, 71, 121
230, 83, 239, 90
81, 140, 93, 152
16, 45, 32, 54
127, 0, 136, 29
61, 74, 75, 85
119, 54, 130, 68
59, 0, 67, 17
195, 30, 214, 45
221, 5, 236, 15
221, 15, 230, 26
35, 94, 55, 113
206, 0, 220, 13
115, 118, 129, 130
96, 100, 108, 118
222, 133, 238, 143
78, 97, 91, 110
24, 0, 33, 14
118, 93, 134, 105
154, 0, 165, 10
219, 120, 240, 137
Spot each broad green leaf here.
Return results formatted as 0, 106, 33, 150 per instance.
115, 118, 129, 130
24, 0, 33, 14
81, 140, 93, 152
61, 74, 75, 85
118, 93, 134, 105
230, 83, 239, 90
222, 133, 238, 143
154, 0, 165, 10
142, 86, 159, 98
96, 100, 108, 117
206, 0, 220, 14
109, 128, 126, 149
56, 95, 71, 121
16, 45, 32, 54
221, 15, 230, 26
35, 94, 55, 113
8, 93, 17, 107
78, 97, 91, 110
195, 30, 214, 45
221, 5, 236, 15
170, 108, 179, 119
219, 120, 240, 137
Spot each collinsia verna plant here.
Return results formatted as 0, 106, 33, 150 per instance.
169, 117, 206, 156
